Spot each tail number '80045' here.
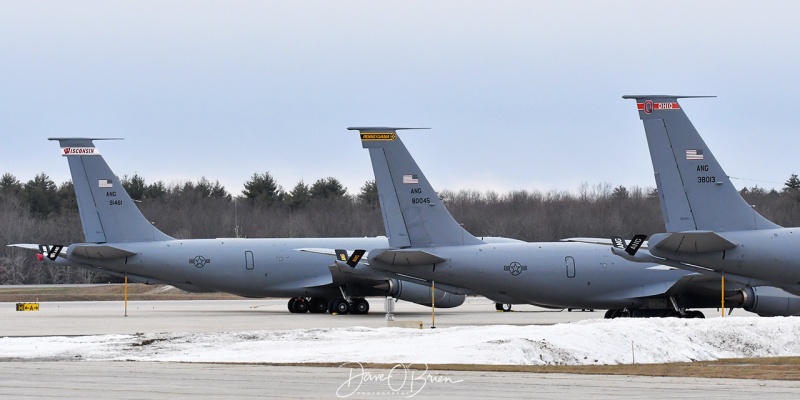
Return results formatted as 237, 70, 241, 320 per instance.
698, 176, 716, 183
412, 197, 431, 204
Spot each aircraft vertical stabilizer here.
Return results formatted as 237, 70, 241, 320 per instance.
622, 96, 779, 232
49, 138, 173, 243
350, 127, 483, 248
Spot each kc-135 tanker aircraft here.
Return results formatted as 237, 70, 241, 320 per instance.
10, 138, 473, 314
334, 127, 800, 317
614, 95, 800, 306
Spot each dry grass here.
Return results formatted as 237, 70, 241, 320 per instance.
272, 358, 800, 380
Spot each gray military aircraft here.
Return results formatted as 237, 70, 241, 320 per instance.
613, 95, 800, 303
339, 128, 800, 317
9, 138, 468, 314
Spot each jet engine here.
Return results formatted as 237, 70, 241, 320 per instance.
377, 279, 466, 308
729, 286, 800, 317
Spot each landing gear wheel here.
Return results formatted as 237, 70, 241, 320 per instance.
288, 298, 297, 313
327, 298, 338, 314
605, 309, 629, 318
687, 310, 705, 319
292, 297, 309, 313
308, 297, 328, 314
350, 298, 369, 315
332, 299, 349, 315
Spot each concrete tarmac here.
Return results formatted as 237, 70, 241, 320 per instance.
1, 296, 616, 336
2, 296, 788, 399
1, 361, 798, 399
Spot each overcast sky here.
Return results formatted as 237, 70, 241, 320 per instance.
3, 1, 799, 196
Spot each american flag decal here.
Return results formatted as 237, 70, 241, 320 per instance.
403, 174, 419, 184
686, 149, 704, 160
99, 179, 113, 188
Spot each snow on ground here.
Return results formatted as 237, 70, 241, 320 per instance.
2, 317, 799, 365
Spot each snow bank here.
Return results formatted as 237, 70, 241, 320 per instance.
2, 317, 799, 365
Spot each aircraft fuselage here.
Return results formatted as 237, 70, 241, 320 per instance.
369, 241, 696, 309
650, 228, 800, 296
63, 237, 391, 298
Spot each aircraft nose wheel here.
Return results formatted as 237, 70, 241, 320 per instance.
495, 303, 512, 312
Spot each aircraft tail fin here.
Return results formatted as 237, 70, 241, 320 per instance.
49, 138, 173, 243
622, 96, 780, 232
350, 127, 483, 248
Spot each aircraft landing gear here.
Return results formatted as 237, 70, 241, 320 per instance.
603, 308, 631, 319
329, 298, 350, 314
603, 308, 706, 319
350, 298, 370, 315
327, 297, 370, 315
288, 297, 309, 313
495, 303, 512, 312
685, 310, 705, 318
288, 295, 371, 315
308, 297, 328, 313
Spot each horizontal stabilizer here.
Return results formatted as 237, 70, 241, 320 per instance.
70, 244, 137, 259
9, 244, 66, 261
296, 248, 338, 256
372, 249, 447, 266
297, 248, 371, 267
650, 231, 737, 254
7, 244, 42, 250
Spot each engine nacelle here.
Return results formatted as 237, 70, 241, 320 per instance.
383, 279, 466, 308
733, 286, 800, 317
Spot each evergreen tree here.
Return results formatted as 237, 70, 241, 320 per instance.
286, 180, 311, 209
784, 173, 800, 192
122, 174, 147, 200
57, 181, 77, 212
0, 173, 22, 201
22, 173, 60, 217
357, 180, 378, 205
611, 185, 629, 200
242, 172, 283, 204
146, 181, 167, 199
310, 177, 347, 199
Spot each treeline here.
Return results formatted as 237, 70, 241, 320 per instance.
1, 172, 799, 285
